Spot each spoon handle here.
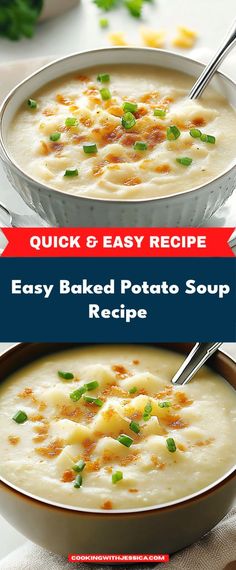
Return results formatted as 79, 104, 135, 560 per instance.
189, 20, 236, 99
171, 342, 222, 385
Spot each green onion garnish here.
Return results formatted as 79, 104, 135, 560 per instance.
97, 73, 110, 83
200, 133, 216, 144
64, 169, 79, 177
129, 386, 138, 394
176, 157, 193, 167
12, 410, 28, 424
85, 381, 99, 391
122, 112, 136, 130
28, 98, 37, 109
83, 396, 103, 407
100, 88, 112, 101
167, 125, 181, 141
189, 128, 201, 138
134, 141, 148, 151
158, 401, 171, 408
58, 371, 74, 380
117, 434, 133, 447
143, 401, 152, 421
130, 420, 140, 434
65, 117, 78, 127
83, 143, 98, 154
112, 471, 123, 484
70, 386, 87, 402
50, 132, 61, 142
123, 101, 138, 113
154, 108, 166, 118
74, 474, 83, 488
166, 437, 176, 453
99, 18, 109, 28
73, 460, 86, 473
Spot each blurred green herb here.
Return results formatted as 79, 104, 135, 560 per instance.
0, 0, 43, 40
94, 0, 152, 18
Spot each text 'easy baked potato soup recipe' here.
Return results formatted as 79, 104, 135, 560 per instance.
0, 345, 235, 511
8, 65, 236, 200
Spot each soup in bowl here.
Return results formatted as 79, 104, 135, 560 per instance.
1, 49, 236, 226
0, 343, 235, 555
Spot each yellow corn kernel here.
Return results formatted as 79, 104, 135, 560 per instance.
172, 26, 198, 49
108, 32, 127, 46
140, 27, 166, 49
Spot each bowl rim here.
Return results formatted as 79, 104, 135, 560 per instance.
0, 341, 235, 518
0, 46, 236, 206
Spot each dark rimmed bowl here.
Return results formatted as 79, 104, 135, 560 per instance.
0, 342, 235, 555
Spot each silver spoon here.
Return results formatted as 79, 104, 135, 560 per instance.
0, 202, 49, 227
171, 342, 222, 386
189, 20, 236, 99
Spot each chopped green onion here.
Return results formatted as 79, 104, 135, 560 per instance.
58, 370, 74, 380
166, 437, 176, 453
83, 396, 103, 407
73, 460, 86, 473
130, 420, 140, 434
99, 18, 109, 28
176, 157, 193, 167
143, 401, 152, 421
129, 386, 138, 394
154, 108, 166, 118
65, 117, 78, 127
50, 132, 61, 142
125, 0, 143, 18
70, 386, 87, 402
158, 401, 171, 408
200, 133, 216, 144
100, 87, 112, 100
117, 434, 133, 447
85, 381, 99, 391
189, 128, 201, 139
123, 101, 138, 113
83, 143, 98, 154
64, 168, 79, 177
167, 125, 181, 141
112, 471, 123, 484
134, 141, 148, 151
122, 112, 136, 130
74, 474, 83, 488
12, 410, 28, 424
28, 98, 37, 109
97, 73, 110, 82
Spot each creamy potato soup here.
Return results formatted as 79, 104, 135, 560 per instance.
8, 66, 236, 200
0, 345, 235, 510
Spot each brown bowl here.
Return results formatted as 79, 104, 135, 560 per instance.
0, 342, 235, 555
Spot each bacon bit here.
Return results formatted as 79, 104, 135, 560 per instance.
33, 424, 48, 435
192, 117, 206, 128
106, 153, 124, 164
72, 134, 87, 144
105, 466, 113, 474
29, 413, 44, 422
155, 386, 173, 399
8, 435, 20, 446
112, 364, 129, 379
61, 469, 76, 483
121, 133, 139, 147
129, 488, 138, 493
177, 443, 187, 452
57, 404, 81, 420
140, 91, 160, 104
32, 434, 48, 443
38, 401, 47, 412
146, 127, 166, 147
93, 162, 106, 177
108, 106, 123, 118
161, 414, 187, 430
151, 455, 166, 469
86, 459, 101, 472
194, 438, 214, 447
82, 439, 96, 461
80, 116, 93, 128
102, 500, 113, 510
120, 452, 139, 466
102, 451, 115, 463
129, 410, 143, 422
35, 438, 64, 458
39, 141, 50, 156
76, 74, 90, 82
70, 105, 79, 112
42, 108, 57, 117
123, 177, 141, 186
108, 385, 129, 398
49, 142, 64, 154
155, 163, 171, 174
92, 125, 123, 147
56, 94, 73, 106
174, 392, 193, 407
133, 360, 140, 365
102, 408, 116, 420
18, 387, 33, 398
135, 107, 148, 119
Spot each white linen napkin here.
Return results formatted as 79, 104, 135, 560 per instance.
0, 507, 235, 570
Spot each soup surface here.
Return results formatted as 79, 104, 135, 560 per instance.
8, 65, 236, 200
0, 345, 235, 510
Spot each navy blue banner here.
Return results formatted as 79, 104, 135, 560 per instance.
0, 257, 235, 342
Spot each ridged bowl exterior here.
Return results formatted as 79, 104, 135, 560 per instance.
1, 48, 236, 227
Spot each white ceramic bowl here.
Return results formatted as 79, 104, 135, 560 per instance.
0, 48, 236, 227
0, 343, 235, 555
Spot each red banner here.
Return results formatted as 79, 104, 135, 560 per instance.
0, 227, 235, 257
